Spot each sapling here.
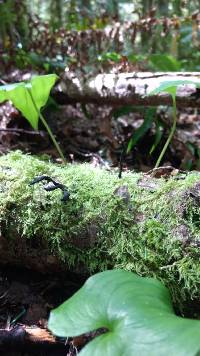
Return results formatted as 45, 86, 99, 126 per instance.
148, 79, 200, 167
0, 74, 66, 163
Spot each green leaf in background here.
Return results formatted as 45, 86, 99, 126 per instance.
48, 269, 200, 356
148, 79, 200, 167
113, 105, 136, 119
149, 79, 200, 98
148, 54, 181, 71
98, 52, 122, 63
127, 108, 156, 153
0, 74, 58, 129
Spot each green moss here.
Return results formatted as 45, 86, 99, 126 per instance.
0, 151, 200, 312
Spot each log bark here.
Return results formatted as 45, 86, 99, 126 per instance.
0, 151, 200, 305
54, 72, 200, 107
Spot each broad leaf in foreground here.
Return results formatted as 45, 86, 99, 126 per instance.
48, 270, 200, 356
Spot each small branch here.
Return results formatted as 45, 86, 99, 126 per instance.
0, 128, 46, 136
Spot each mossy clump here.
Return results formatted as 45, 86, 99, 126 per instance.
0, 151, 200, 312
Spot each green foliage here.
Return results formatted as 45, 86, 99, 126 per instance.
28, 53, 68, 72
113, 105, 137, 118
127, 108, 156, 153
0, 74, 58, 129
113, 106, 157, 155
148, 54, 181, 71
49, 269, 200, 356
98, 52, 122, 63
0, 0, 16, 46
2, 0, 200, 73
149, 80, 200, 97
0, 74, 66, 162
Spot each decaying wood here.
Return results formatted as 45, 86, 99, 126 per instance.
0, 234, 65, 273
0, 325, 67, 354
54, 72, 200, 107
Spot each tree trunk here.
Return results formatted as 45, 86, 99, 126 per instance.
54, 72, 200, 107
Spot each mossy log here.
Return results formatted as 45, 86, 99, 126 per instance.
0, 151, 200, 308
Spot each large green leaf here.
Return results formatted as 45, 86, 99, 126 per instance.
0, 74, 58, 129
48, 270, 200, 356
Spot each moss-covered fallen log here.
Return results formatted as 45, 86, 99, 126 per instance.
0, 151, 200, 308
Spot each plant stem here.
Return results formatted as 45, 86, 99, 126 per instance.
38, 111, 67, 163
28, 90, 66, 163
155, 97, 177, 168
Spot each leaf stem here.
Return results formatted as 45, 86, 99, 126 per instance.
28, 89, 66, 163
155, 96, 177, 168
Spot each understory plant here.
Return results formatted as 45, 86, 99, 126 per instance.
0, 74, 66, 162
48, 269, 200, 356
148, 79, 200, 167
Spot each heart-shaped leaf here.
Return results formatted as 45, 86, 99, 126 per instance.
0, 74, 58, 129
48, 270, 200, 356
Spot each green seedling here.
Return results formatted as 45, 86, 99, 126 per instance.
148, 79, 200, 168
0, 74, 66, 163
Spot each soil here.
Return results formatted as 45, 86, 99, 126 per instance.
0, 265, 86, 356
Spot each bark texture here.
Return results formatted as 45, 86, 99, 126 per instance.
54, 72, 200, 107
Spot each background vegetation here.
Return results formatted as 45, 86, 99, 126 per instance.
1, 0, 200, 75
0, 0, 200, 170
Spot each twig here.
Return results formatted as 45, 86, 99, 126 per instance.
0, 128, 46, 136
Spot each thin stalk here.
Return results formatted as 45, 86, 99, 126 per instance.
28, 89, 66, 163
155, 96, 177, 168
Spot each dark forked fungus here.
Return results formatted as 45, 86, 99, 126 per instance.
30, 175, 70, 203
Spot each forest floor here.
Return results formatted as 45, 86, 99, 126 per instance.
1, 71, 200, 355
0, 266, 86, 355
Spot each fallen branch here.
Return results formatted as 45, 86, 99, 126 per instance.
54, 72, 200, 107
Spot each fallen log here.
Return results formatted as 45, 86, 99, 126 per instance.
0, 151, 200, 308
54, 72, 200, 107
